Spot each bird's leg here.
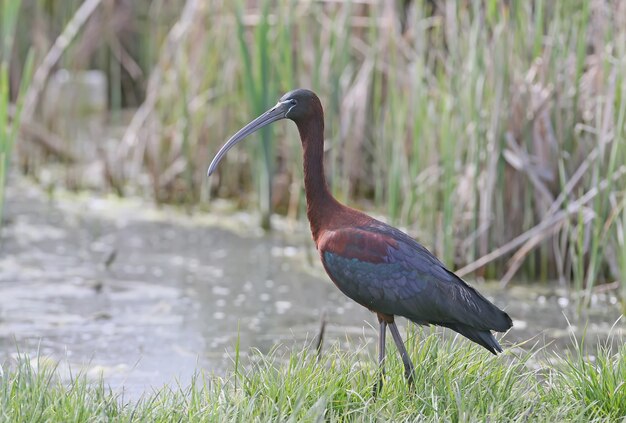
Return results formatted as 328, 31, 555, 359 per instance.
372, 318, 387, 396
389, 322, 416, 388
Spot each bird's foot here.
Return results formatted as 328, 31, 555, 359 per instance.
372, 375, 384, 397
405, 367, 416, 391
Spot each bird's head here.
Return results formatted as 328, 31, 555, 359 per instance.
277, 88, 321, 122
207, 89, 321, 176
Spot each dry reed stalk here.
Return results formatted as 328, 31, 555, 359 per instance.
117, 0, 201, 181
503, 132, 554, 207
21, 0, 104, 123
500, 221, 565, 287
457, 164, 626, 278
7, 104, 76, 162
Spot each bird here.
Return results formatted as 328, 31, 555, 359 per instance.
207, 89, 513, 392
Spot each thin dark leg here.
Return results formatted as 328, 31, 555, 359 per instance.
314, 309, 327, 362
389, 322, 415, 388
373, 320, 387, 396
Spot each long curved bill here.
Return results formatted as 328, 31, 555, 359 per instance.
207, 100, 292, 176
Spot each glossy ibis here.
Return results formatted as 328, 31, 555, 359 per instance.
208, 89, 513, 391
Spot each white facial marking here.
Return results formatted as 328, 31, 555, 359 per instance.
280, 99, 297, 116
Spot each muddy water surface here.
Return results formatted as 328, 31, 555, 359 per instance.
1, 177, 623, 399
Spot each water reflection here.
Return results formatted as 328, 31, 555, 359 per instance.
0, 178, 623, 400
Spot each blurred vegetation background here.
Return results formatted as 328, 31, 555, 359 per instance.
1, 0, 625, 306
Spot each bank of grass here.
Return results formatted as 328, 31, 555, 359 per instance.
2, 330, 625, 422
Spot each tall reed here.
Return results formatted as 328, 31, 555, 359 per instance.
0, 0, 33, 226
9, 0, 626, 301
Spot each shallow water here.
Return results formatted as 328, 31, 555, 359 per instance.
0, 177, 623, 399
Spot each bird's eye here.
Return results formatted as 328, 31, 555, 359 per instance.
285, 99, 297, 117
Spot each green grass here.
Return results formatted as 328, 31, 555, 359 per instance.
2, 330, 625, 422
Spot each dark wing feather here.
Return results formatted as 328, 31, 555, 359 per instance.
319, 221, 512, 333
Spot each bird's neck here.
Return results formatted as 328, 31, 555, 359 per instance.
298, 118, 341, 243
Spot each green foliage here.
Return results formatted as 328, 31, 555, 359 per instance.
548, 337, 626, 420
235, 0, 276, 229
1, 331, 625, 422
0, 356, 121, 421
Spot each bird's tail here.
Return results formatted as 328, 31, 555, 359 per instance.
442, 323, 503, 355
